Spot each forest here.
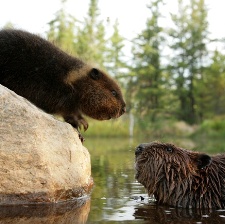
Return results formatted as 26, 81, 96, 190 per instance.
6, 0, 225, 138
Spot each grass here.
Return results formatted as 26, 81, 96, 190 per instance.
81, 116, 198, 139
192, 115, 225, 139
81, 116, 131, 138
81, 115, 225, 142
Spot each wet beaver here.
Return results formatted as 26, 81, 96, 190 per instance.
0, 29, 126, 139
135, 141, 225, 209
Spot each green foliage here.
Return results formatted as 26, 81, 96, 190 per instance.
81, 117, 131, 138
196, 50, 225, 120
202, 120, 225, 132
47, 0, 77, 53
168, 0, 209, 124
136, 118, 197, 139
75, 0, 107, 68
130, 0, 167, 122
189, 116, 225, 146
42, 0, 225, 135
47, 0, 108, 68
198, 116, 225, 134
105, 19, 127, 80
3, 22, 14, 29
82, 116, 198, 139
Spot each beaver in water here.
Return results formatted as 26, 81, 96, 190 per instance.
0, 29, 126, 140
135, 141, 225, 209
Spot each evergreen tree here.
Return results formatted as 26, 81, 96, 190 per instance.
168, 0, 209, 124
75, 0, 106, 67
105, 19, 127, 79
3, 22, 14, 29
47, 0, 77, 53
196, 50, 225, 119
131, 0, 165, 122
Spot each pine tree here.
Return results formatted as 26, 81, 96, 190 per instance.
131, 0, 165, 122
196, 50, 225, 119
75, 0, 106, 68
168, 0, 209, 124
3, 22, 14, 29
105, 19, 127, 79
47, 0, 77, 53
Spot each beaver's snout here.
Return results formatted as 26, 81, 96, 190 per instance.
135, 143, 148, 156
121, 105, 126, 114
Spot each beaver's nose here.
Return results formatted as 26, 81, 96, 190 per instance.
121, 103, 126, 114
135, 144, 147, 156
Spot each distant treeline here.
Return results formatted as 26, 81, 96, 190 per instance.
7, 0, 225, 126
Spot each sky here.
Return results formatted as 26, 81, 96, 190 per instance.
0, 0, 225, 42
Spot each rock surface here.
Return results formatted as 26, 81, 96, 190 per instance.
0, 84, 93, 204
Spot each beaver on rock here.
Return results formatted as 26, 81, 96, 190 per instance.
0, 29, 126, 140
135, 141, 225, 209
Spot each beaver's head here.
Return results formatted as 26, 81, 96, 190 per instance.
68, 68, 126, 120
135, 142, 211, 201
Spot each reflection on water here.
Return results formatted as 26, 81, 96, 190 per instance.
134, 204, 225, 224
0, 196, 90, 224
84, 136, 225, 223
0, 136, 224, 223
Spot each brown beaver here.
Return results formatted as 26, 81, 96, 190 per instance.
135, 141, 225, 209
0, 29, 126, 139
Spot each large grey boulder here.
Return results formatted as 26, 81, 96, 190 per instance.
0, 84, 93, 204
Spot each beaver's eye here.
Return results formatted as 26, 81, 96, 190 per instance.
112, 90, 117, 96
166, 147, 173, 153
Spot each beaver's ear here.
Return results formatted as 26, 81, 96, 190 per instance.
89, 68, 102, 80
196, 154, 211, 169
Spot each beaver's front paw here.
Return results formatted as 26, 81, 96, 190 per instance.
64, 114, 88, 143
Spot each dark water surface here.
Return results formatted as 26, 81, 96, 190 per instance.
0, 136, 225, 223
84, 137, 225, 224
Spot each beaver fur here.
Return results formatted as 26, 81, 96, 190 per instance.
135, 141, 225, 209
0, 29, 126, 136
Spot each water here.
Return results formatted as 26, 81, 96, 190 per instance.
0, 136, 225, 223
84, 137, 225, 224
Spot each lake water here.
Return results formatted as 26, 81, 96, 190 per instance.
1, 136, 225, 223
84, 136, 225, 224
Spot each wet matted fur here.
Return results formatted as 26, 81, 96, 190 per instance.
135, 142, 225, 208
